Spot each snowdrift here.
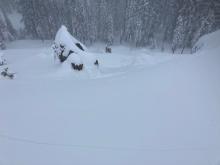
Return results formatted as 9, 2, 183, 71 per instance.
193, 30, 220, 52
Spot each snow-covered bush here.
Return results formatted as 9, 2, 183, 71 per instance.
52, 25, 99, 71
0, 55, 14, 79
0, 54, 6, 66
0, 68, 15, 79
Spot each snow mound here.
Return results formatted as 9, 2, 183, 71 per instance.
69, 53, 82, 65
193, 30, 220, 52
52, 25, 99, 75
54, 25, 87, 57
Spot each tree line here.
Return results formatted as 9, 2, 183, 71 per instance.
0, 0, 220, 52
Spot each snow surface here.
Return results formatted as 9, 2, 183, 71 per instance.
0, 31, 220, 165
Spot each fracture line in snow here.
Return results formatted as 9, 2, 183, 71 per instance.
0, 133, 220, 151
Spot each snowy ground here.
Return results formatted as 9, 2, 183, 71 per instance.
0, 31, 220, 165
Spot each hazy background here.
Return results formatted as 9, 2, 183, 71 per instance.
0, 0, 220, 52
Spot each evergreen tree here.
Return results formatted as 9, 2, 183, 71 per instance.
97, 0, 114, 44
172, 15, 185, 53
0, 10, 14, 49
2, 0, 219, 50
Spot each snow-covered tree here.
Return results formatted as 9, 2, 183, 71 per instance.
124, 0, 140, 45
191, 1, 215, 48
213, 0, 220, 29
96, 0, 114, 44
172, 15, 185, 53
3, 0, 219, 50
0, 10, 15, 49
171, 0, 197, 53
53, 25, 87, 62
53, 25, 99, 71
0, 54, 6, 65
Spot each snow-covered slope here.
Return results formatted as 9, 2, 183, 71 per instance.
0, 31, 220, 165
193, 30, 220, 53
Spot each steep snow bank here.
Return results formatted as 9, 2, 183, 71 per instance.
193, 30, 220, 52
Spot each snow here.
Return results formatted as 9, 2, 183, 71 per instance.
0, 53, 6, 66
0, 31, 220, 165
68, 53, 82, 65
53, 26, 98, 73
0, 53, 3, 62
193, 30, 220, 52
54, 25, 87, 57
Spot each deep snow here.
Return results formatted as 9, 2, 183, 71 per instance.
0, 31, 220, 165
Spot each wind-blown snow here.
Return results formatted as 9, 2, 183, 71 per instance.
0, 31, 220, 165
